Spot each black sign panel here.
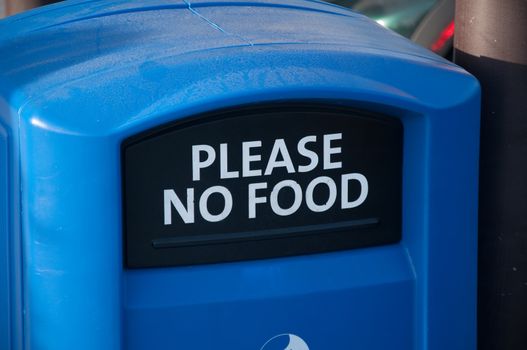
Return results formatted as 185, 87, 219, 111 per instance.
123, 104, 402, 268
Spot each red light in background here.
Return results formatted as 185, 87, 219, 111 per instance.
431, 20, 455, 52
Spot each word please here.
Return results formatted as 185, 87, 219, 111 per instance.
163, 133, 369, 224
192, 133, 343, 181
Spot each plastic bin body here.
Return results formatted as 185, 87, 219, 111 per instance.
0, 1, 480, 349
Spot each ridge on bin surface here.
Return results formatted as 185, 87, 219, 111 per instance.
0, 0, 454, 85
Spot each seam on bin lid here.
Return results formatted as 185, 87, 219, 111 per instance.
183, 0, 253, 46
19, 1, 354, 37
5, 0, 352, 27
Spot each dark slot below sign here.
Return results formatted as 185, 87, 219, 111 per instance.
122, 104, 403, 268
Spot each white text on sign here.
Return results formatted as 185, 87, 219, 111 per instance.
163, 133, 368, 224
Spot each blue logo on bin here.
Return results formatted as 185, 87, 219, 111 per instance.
260, 333, 309, 350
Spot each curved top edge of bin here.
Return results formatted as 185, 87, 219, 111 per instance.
0, 0, 357, 30
0, 0, 476, 133
0, 0, 455, 78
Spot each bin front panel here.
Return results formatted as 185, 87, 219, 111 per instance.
124, 245, 414, 350
123, 104, 402, 267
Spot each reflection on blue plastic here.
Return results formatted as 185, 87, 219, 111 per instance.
0, 1, 479, 350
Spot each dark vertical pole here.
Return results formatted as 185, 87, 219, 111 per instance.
454, 1, 527, 349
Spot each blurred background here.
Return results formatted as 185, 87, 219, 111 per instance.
328, 0, 454, 58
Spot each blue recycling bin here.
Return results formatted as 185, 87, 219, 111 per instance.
0, 1, 480, 349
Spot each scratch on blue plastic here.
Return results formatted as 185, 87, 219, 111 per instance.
0, 1, 479, 349
183, 0, 254, 45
